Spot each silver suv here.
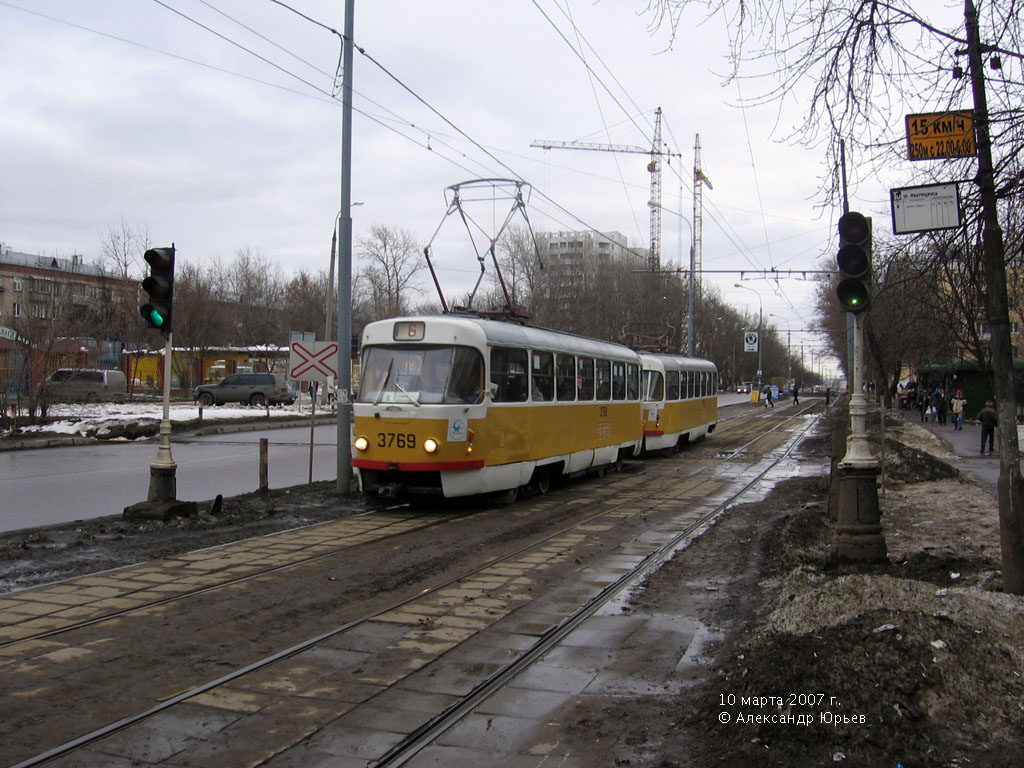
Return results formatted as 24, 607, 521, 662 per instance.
193, 373, 295, 407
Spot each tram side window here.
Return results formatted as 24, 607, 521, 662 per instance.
685, 370, 693, 399
596, 359, 611, 400
490, 347, 528, 402
666, 369, 680, 400
448, 347, 485, 403
556, 354, 576, 401
611, 361, 626, 400
627, 363, 639, 400
578, 358, 595, 400
644, 370, 664, 401
531, 351, 554, 402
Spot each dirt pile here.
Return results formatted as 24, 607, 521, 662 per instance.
675, 419, 1024, 767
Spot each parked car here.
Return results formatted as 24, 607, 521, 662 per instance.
735, 381, 752, 394
40, 368, 128, 403
193, 373, 295, 406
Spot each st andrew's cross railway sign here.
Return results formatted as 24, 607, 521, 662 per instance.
289, 341, 339, 383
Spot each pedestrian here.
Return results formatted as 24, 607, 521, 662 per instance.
938, 388, 949, 425
929, 388, 944, 423
762, 385, 774, 408
792, 384, 799, 405
824, 387, 831, 406
977, 400, 997, 454
950, 390, 967, 431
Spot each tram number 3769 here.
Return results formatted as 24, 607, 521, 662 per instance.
377, 432, 416, 448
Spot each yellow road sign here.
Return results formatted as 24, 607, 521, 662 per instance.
906, 111, 976, 161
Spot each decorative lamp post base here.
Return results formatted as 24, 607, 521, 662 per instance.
831, 465, 887, 563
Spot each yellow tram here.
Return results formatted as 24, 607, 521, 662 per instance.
352, 315, 645, 498
639, 352, 718, 453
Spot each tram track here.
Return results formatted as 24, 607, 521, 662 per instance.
3, 403, 822, 768
374, 404, 821, 766
0, 401, 795, 653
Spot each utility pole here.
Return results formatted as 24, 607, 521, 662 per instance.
963, 0, 1024, 593
336, 0, 355, 495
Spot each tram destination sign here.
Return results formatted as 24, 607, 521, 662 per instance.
905, 111, 976, 161
890, 182, 962, 235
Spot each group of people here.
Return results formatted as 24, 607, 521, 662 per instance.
900, 383, 999, 455
912, 386, 968, 430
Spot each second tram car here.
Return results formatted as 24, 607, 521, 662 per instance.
352, 316, 645, 498
640, 353, 718, 454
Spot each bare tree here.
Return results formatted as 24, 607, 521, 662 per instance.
229, 247, 286, 347
357, 225, 425, 319
492, 224, 544, 312
170, 259, 229, 389
283, 268, 332, 338
99, 219, 151, 280
642, 0, 1024, 589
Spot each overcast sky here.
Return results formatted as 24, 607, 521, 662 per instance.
1, 0, 947, 377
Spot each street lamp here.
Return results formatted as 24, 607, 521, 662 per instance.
734, 283, 763, 391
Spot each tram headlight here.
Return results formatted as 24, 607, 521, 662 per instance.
423, 437, 439, 454
353, 435, 369, 452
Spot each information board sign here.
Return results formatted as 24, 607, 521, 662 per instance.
890, 183, 962, 234
905, 111, 975, 161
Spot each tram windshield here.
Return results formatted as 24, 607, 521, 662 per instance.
357, 345, 484, 405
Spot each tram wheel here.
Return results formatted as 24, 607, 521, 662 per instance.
533, 466, 551, 494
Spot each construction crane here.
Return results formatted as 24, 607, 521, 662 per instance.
692, 133, 713, 277
532, 107, 678, 271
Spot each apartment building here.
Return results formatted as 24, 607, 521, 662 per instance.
0, 243, 135, 325
1, 243, 137, 397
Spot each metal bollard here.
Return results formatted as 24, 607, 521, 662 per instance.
259, 438, 269, 492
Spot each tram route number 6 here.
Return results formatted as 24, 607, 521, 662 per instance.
377, 432, 416, 448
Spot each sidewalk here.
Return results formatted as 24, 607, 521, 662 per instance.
913, 410, 1003, 492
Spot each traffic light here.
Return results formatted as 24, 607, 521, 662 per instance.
836, 212, 871, 313
140, 246, 175, 333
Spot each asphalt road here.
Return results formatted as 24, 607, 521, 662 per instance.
1, 394, 757, 534
0, 425, 338, 533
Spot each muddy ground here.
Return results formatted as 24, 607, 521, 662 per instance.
573, 419, 1023, 767
1, 413, 1022, 766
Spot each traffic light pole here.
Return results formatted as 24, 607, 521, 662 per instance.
840, 314, 875, 469
148, 331, 177, 502
832, 312, 886, 562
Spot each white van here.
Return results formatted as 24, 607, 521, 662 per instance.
41, 368, 128, 402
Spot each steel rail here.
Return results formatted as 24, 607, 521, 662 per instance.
8, 403, 820, 768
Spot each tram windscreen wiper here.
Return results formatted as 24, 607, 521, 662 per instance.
372, 359, 394, 405
394, 380, 421, 406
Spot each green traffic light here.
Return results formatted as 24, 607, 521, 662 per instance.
837, 278, 870, 312
141, 304, 167, 328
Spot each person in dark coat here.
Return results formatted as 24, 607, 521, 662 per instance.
977, 400, 998, 454
792, 384, 799, 405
